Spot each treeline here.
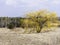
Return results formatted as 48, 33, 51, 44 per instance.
0, 17, 24, 28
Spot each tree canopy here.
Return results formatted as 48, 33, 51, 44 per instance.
25, 10, 58, 33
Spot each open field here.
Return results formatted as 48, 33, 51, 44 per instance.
0, 28, 60, 45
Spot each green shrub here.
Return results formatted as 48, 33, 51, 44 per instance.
7, 22, 15, 29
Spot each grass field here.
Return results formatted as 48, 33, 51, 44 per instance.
0, 27, 60, 45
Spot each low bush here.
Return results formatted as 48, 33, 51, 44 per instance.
7, 22, 15, 29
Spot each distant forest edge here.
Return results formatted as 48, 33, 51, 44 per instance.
0, 17, 59, 28
0, 17, 23, 28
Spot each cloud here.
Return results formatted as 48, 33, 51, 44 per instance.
52, 0, 60, 5
19, 0, 48, 7
20, 0, 48, 3
5, 0, 17, 6
5, 0, 48, 7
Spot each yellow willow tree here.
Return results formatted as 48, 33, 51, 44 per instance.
26, 10, 58, 33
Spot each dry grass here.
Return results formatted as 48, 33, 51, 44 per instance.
0, 27, 60, 45
0, 27, 57, 34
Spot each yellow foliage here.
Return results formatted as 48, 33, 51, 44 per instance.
25, 10, 58, 33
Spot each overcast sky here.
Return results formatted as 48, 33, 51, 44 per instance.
0, 0, 60, 17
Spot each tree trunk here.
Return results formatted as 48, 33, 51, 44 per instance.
36, 26, 42, 33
